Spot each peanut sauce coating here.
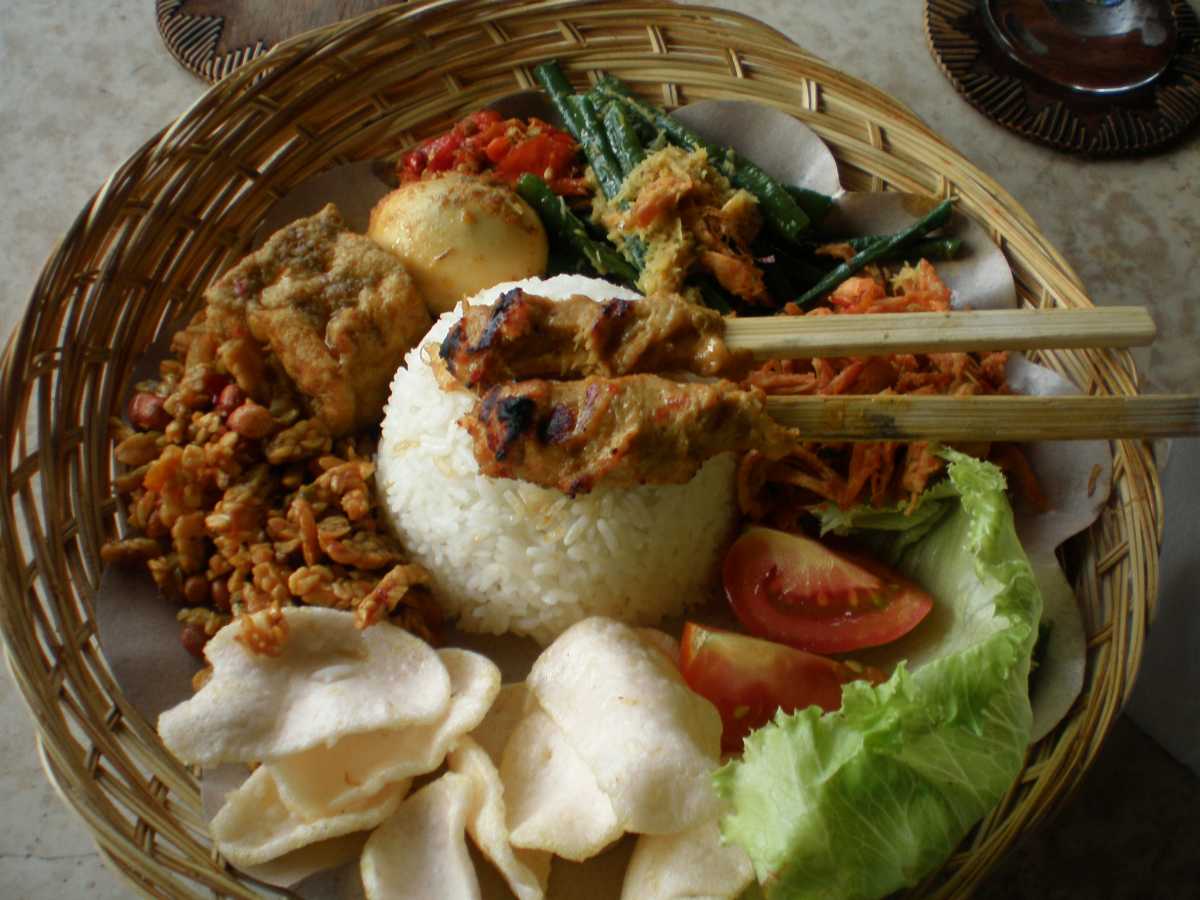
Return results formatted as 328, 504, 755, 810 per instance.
440, 288, 751, 387
455, 370, 795, 495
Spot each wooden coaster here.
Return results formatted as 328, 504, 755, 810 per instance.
925, 0, 1200, 155
155, 0, 404, 83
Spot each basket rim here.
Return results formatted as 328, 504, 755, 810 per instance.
0, 1, 1163, 897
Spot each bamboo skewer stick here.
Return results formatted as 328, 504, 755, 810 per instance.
765, 394, 1199, 441
725, 307, 1156, 359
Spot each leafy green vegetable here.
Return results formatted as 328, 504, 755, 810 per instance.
812, 479, 959, 562
714, 451, 1042, 900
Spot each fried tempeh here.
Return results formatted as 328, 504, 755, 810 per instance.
458, 373, 796, 495
439, 288, 749, 388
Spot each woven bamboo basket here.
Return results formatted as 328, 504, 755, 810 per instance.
0, 1, 1162, 897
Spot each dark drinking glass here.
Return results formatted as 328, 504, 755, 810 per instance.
982, 0, 1177, 93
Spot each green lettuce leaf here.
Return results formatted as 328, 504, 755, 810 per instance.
812, 479, 958, 562
714, 451, 1042, 900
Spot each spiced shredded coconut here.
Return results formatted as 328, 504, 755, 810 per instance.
592, 145, 767, 304
740, 260, 1045, 525
103, 209, 439, 659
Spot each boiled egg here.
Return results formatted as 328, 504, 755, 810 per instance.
368, 173, 548, 314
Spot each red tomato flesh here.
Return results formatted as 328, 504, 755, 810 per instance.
679, 622, 884, 753
723, 527, 934, 655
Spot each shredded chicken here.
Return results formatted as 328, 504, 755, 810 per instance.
740, 260, 1041, 521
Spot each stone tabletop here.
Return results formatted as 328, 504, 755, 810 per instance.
1, 1, 1197, 897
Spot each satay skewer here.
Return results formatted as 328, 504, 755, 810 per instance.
443, 291, 1196, 445
444, 292, 1158, 389
765, 393, 1199, 442
457, 373, 1198, 496
725, 306, 1156, 360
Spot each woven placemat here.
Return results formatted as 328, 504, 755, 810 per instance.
925, 0, 1200, 155
155, 0, 405, 82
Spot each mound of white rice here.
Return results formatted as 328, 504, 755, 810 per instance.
377, 275, 737, 644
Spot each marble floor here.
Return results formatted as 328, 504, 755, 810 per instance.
1, 1, 1197, 897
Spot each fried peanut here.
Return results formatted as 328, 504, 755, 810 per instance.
128, 392, 172, 431
218, 337, 269, 401
108, 219, 442, 658
227, 401, 276, 439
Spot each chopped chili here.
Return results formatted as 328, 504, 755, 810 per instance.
398, 109, 588, 196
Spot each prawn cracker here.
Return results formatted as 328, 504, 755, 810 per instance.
449, 738, 552, 900
527, 617, 722, 835
212, 764, 410, 869
470, 682, 537, 765
361, 773, 480, 900
270, 647, 500, 819
159, 606, 451, 766
500, 706, 624, 862
622, 817, 754, 900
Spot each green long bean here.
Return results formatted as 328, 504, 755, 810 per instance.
516, 174, 639, 284
844, 236, 963, 262
534, 62, 624, 199
602, 102, 644, 178
572, 94, 625, 199
794, 199, 955, 307
784, 185, 834, 228
533, 61, 585, 137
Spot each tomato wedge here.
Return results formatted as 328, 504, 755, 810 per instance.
679, 623, 884, 753
723, 527, 934, 654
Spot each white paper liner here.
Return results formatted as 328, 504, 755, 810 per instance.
1006, 355, 1114, 552
673, 99, 843, 197
257, 161, 394, 243
93, 94, 1113, 898
1027, 550, 1087, 744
